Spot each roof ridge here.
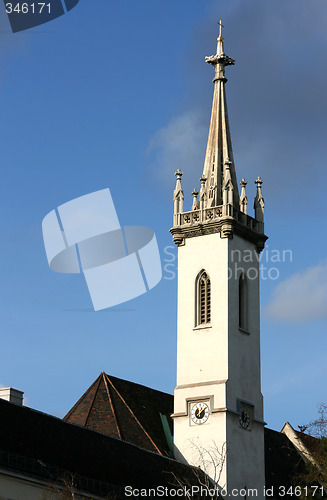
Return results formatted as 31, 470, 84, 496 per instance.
106, 373, 172, 398
102, 372, 122, 439
83, 374, 102, 427
105, 374, 162, 455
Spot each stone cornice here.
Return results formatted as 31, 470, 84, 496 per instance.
170, 216, 268, 253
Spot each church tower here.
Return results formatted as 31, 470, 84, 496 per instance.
170, 24, 267, 496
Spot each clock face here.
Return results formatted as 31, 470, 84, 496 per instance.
191, 402, 210, 425
239, 407, 250, 429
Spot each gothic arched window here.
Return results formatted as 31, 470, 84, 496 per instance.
196, 270, 211, 326
239, 273, 248, 331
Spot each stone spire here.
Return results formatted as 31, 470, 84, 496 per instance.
202, 22, 239, 208
191, 188, 199, 210
199, 177, 207, 211
254, 177, 264, 222
173, 169, 184, 226
240, 178, 248, 214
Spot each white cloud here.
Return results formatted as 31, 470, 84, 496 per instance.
264, 260, 327, 323
147, 110, 207, 187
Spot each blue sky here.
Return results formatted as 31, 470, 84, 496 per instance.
0, 0, 326, 432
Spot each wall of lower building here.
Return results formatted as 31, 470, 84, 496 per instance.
0, 470, 102, 500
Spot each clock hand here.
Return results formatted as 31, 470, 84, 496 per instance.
195, 405, 202, 419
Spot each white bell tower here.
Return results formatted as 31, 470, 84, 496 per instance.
170, 24, 267, 498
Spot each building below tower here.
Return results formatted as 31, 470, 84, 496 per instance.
0, 374, 318, 499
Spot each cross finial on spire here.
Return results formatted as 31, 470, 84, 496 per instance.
218, 19, 224, 38
206, 21, 235, 68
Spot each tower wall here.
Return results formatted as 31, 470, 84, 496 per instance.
173, 233, 265, 498
176, 232, 229, 388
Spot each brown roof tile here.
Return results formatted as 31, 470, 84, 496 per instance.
64, 372, 173, 456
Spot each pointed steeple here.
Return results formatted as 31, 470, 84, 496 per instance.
203, 21, 239, 208
170, 24, 267, 252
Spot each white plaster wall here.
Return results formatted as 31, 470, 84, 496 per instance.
174, 411, 228, 489
174, 231, 265, 495
175, 233, 263, 414
227, 234, 264, 419
0, 471, 99, 500
174, 411, 265, 497
0, 472, 57, 500
174, 381, 226, 414
176, 233, 229, 387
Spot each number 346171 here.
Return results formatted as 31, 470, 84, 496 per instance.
6, 3, 51, 14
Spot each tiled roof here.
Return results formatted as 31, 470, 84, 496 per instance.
295, 429, 321, 456
64, 372, 173, 456
0, 397, 204, 499
264, 427, 305, 491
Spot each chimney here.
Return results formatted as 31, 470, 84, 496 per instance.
0, 387, 24, 406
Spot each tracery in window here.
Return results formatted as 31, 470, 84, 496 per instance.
196, 270, 211, 326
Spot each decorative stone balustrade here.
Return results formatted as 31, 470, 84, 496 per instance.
173, 204, 264, 235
